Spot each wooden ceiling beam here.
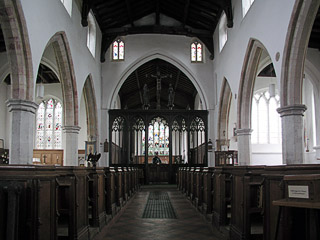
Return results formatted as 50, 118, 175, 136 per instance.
125, 0, 134, 27
182, 0, 190, 27
81, 0, 91, 27
135, 70, 144, 105
156, 0, 160, 25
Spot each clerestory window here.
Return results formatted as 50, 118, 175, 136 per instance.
242, 0, 255, 17
112, 39, 125, 61
191, 41, 203, 62
87, 12, 96, 57
60, 0, 72, 16
219, 11, 228, 52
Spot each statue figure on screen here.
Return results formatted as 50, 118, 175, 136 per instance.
167, 83, 175, 110
142, 84, 150, 110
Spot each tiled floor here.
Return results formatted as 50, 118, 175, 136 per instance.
94, 185, 227, 240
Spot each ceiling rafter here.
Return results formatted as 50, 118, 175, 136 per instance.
182, 0, 191, 26
125, 0, 134, 27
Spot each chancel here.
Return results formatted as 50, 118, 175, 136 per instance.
0, 0, 320, 239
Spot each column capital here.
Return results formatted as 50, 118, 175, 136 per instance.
277, 104, 307, 117
62, 125, 81, 134
236, 128, 253, 136
6, 99, 38, 114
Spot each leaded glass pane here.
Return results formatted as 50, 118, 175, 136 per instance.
258, 97, 268, 143
197, 43, 202, 62
251, 99, 258, 144
35, 99, 63, 150
119, 41, 124, 60
54, 102, 62, 148
113, 41, 118, 60
269, 97, 280, 144
191, 43, 196, 62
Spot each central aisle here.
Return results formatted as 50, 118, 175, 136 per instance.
94, 185, 226, 240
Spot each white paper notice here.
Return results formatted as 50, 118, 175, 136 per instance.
288, 185, 309, 199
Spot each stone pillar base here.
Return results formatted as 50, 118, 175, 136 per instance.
236, 128, 253, 165
277, 104, 307, 165
6, 99, 38, 164
63, 126, 81, 166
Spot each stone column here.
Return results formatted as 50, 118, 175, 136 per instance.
62, 125, 81, 166
277, 104, 307, 164
236, 128, 253, 165
6, 99, 38, 164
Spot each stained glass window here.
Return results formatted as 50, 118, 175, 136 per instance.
112, 39, 125, 61
143, 117, 169, 156
191, 41, 203, 62
251, 90, 281, 144
36, 98, 63, 149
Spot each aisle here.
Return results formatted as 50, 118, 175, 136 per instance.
94, 185, 225, 240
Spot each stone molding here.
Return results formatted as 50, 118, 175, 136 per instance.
62, 125, 81, 134
236, 128, 253, 136
6, 99, 38, 114
277, 104, 307, 117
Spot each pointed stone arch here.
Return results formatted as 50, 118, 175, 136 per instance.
281, 0, 320, 107
237, 39, 268, 165
47, 32, 79, 127
217, 78, 232, 150
278, 0, 320, 164
83, 74, 98, 140
0, 0, 33, 100
0, 0, 37, 164
45, 32, 79, 166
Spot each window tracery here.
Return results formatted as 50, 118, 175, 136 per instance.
36, 98, 63, 149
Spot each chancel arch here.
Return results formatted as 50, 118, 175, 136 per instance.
108, 58, 208, 183
108, 52, 209, 111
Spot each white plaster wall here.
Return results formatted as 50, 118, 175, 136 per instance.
101, 34, 213, 110
212, 0, 296, 165
213, 0, 295, 98
78, 91, 87, 150
20, 0, 102, 141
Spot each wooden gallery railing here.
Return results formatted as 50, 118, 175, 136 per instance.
0, 165, 140, 240
177, 165, 320, 240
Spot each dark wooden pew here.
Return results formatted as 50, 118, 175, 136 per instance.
201, 167, 214, 215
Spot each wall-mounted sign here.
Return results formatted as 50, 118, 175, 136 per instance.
288, 185, 309, 199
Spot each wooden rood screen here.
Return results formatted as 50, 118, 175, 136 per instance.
109, 109, 208, 184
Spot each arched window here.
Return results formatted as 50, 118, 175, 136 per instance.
219, 11, 228, 52
251, 90, 281, 144
60, 0, 72, 16
87, 12, 96, 57
36, 98, 63, 149
242, 0, 255, 17
112, 39, 125, 61
191, 41, 203, 62
143, 117, 169, 157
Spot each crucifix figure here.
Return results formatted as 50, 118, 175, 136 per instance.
148, 66, 172, 109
